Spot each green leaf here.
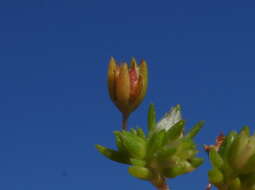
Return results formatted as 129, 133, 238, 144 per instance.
128, 166, 153, 180
156, 146, 177, 161
189, 157, 204, 168
240, 125, 250, 136
241, 154, 255, 174
130, 158, 146, 167
163, 160, 194, 178
136, 128, 146, 139
220, 131, 237, 161
163, 166, 186, 178
130, 128, 137, 135
229, 132, 249, 169
175, 139, 196, 159
147, 130, 165, 159
221, 162, 235, 182
113, 131, 126, 153
208, 168, 224, 185
120, 131, 146, 159
241, 173, 255, 186
95, 144, 130, 164
185, 121, 204, 139
163, 164, 188, 178
238, 136, 255, 174
148, 104, 156, 132
209, 149, 224, 169
165, 120, 185, 143
229, 177, 241, 190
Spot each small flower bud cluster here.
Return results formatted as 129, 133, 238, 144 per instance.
208, 126, 255, 190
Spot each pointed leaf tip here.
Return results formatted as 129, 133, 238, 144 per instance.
185, 121, 204, 139
148, 104, 156, 132
95, 144, 130, 164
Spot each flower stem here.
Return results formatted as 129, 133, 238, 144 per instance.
156, 183, 170, 190
122, 113, 129, 130
152, 177, 170, 190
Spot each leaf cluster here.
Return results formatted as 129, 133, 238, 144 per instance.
208, 126, 255, 190
96, 104, 204, 185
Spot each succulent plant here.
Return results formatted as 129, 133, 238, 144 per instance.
208, 126, 255, 190
96, 104, 204, 189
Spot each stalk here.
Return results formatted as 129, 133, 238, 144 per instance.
122, 113, 129, 130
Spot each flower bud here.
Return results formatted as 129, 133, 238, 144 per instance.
108, 57, 148, 129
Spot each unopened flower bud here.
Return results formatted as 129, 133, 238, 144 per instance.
108, 57, 148, 129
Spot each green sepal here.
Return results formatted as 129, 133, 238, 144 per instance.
95, 144, 130, 164
148, 104, 156, 133
120, 131, 146, 159
130, 158, 146, 167
128, 166, 153, 180
147, 130, 165, 159
208, 168, 224, 185
209, 149, 224, 169
165, 120, 185, 143
185, 121, 204, 139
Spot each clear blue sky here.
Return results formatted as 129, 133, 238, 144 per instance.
0, 0, 255, 189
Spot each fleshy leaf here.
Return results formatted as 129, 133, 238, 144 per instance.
189, 157, 204, 168
128, 166, 153, 180
156, 146, 177, 161
96, 144, 130, 164
136, 128, 146, 139
130, 158, 146, 167
208, 168, 224, 184
240, 125, 250, 136
209, 149, 224, 169
229, 177, 241, 190
113, 131, 127, 153
220, 131, 237, 161
147, 130, 166, 159
120, 131, 146, 159
148, 104, 156, 132
185, 121, 204, 139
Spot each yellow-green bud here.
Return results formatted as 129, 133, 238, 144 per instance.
107, 57, 148, 122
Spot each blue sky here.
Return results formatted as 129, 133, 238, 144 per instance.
0, 0, 255, 189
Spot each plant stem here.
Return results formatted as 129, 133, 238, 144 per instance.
152, 177, 170, 190
156, 183, 170, 190
122, 113, 129, 130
